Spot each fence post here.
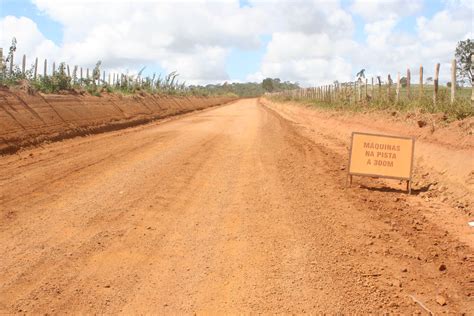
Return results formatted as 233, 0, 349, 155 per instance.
419, 65, 423, 99
396, 72, 400, 103
22, 54, 26, 75
371, 77, 374, 98
406, 68, 411, 99
52, 62, 56, 75
86, 68, 89, 79
102, 70, 105, 84
34, 57, 38, 80
0, 48, 3, 78
472, 54, 474, 106
67, 65, 70, 77
9, 50, 14, 74
365, 78, 368, 100
387, 74, 392, 100
377, 76, 381, 100
451, 59, 456, 104
44, 59, 47, 77
357, 80, 361, 101
433, 63, 440, 106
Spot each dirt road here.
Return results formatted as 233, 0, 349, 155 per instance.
0, 98, 472, 313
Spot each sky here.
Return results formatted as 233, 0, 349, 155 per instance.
0, 0, 472, 86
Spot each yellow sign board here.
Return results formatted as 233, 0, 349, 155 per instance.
348, 132, 415, 192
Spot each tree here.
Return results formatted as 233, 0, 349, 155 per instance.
426, 77, 433, 84
455, 39, 473, 86
400, 76, 407, 88
262, 78, 274, 92
356, 69, 365, 81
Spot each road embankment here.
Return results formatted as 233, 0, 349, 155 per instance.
0, 88, 236, 154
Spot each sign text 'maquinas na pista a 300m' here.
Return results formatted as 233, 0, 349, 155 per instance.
347, 132, 415, 193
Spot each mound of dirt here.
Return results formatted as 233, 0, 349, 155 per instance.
0, 87, 236, 154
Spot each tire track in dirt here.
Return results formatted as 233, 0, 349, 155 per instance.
0, 98, 472, 314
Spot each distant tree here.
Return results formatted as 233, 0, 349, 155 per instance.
356, 69, 365, 81
426, 77, 433, 84
400, 76, 407, 88
455, 39, 473, 86
447, 82, 452, 88
262, 78, 275, 92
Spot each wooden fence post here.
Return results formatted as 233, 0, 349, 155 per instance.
396, 72, 401, 103
9, 50, 14, 74
22, 54, 26, 75
34, 57, 38, 80
86, 68, 89, 79
433, 63, 440, 106
365, 78, 368, 99
406, 68, 411, 99
0, 48, 3, 79
44, 59, 47, 77
472, 54, 474, 106
358, 80, 362, 101
451, 59, 456, 104
377, 76, 382, 100
387, 74, 392, 100
0, 48, 3, 78
419, 65, 423, 99
80, 67, 83, 80
371, 77, 374, 98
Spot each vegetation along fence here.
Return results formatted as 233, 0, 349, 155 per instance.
0, 42, 188, 96
267, 56, 474, 119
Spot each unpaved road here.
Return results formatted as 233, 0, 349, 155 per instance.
0, 98, 472, 313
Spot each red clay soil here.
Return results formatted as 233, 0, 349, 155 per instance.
0, 98, 472, 313
0, 87, 236, 154
261, 98, 474, 218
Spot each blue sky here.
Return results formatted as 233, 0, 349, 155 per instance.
1, 0, 471, 85
1, 0, 62, 43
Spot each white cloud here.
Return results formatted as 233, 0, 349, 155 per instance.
253, 31, 356, 86
0, 16, 60, 65
1, 0, 472, 85
351, 0, 423, 21
25, 0, 264, 84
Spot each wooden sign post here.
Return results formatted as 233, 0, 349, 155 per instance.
347, 132, 415, 193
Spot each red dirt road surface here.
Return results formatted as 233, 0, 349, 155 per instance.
0, 98, 473, 313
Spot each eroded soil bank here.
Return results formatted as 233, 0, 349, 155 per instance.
0, 87, 236, 154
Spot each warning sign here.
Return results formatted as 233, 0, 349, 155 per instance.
348, 132, 415, 180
